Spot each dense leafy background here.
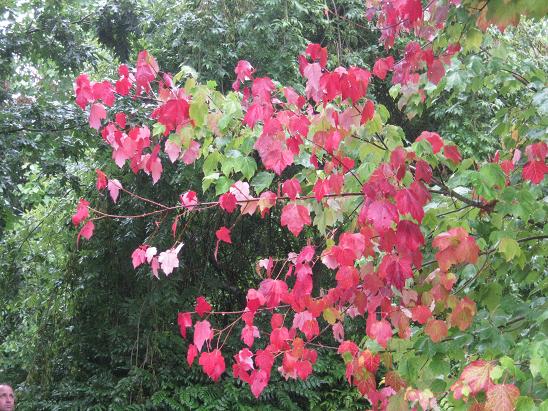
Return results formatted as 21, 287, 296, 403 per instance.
0, 1, 546, 410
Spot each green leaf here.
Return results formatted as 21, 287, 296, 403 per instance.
215, 176, 234, 195
498, 237, 521, 261
483, 282, 503, 312
238, 157, 257, 180
251, 172, 274, 194
189, 97, 207, 127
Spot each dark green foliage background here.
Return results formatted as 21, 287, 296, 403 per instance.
1, 1, 546, 409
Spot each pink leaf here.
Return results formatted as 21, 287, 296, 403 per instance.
77, 220, 94, 245
131, 246, 147, 268
193, 320, 213, 352
187, 343, 198, 366
72, 198, 90, 226
199, 349, 225, 381
164, 139, 181, 163
107, 179, 122, 203
280, 203, 311, 237
95, 169, 107, 190
216, 226, 232, 244
195, 296, 212, 317
177, 312, 192, 338
89, 103, 107, 130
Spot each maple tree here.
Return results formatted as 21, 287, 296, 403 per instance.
69, 1, 547, 409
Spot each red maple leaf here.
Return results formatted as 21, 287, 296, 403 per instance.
77, 220, 94, 245
95, 169, 107, 190
215, 226, 232, 244
360, 100, 375, 125
522, 160, 547, 184
195, 296, 212, 317
424, 319, 448, 343
72, 198, 90, 226
433, 227, 479, 271
250, 369, 269, 398
372, 56, 395, 80
378, 254, 413, 290
219, 192, 237, 213
451, 360, 495, 399
366, 317, 392, 348
450, 296, 477, 331
363, 199, 399, 233
199, 349, 226, 381
444, 144, 462, 164
187, 343, 198, 366
89, 103, 107, 130
258, 279, 289, 309
416, 131, 444, 154
280, 203, 311, 237
411, 305, 432, 324
177, 312, 192, 338
241, 325, 260, 347
485, 384, 520, 411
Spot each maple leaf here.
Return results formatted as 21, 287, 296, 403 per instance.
305, 43, 328, 67
258, 279, 288, 309
378, 254, 413, 290
107, 179, 122, 203
72, 198, 90, 226
415, 159, 433, 183
363, 199, 399, 233
427, 59, 445, 84
246, 288, 266, 312
450, 296, 477, 331
360, 100, 375, 125
416, 131, 444, 154
280, 203, 311, 237
199, 349, 226, 381
135, 50, 158, 95
230, 181, 259, 215
336, 266, 360, 289
89, 103, 107, 130
195, 296, 212, 317
186, 344, 198, 367
219, 192, 237, 213
485, 384, 520, 411
193, 320, 213, 352
115, 112, 126, 129
92, 80, 115, 106
180, 190, 198, 210
396, 220, 424, 253
424, 319, 448, 343
395, 187, 425, 222
373, 56, 395, 80
177, 312, 192, 338
157, 243, 183, 275
522, 160, 547, 184
233, 60, 254, 90
241, 324, 260, 347
147, 144, 163, 184
433, 227, 479, 271
95, 169, 107, 190
451, 360, 495, 399
215, 226, 232, 244
367, 317, 392, 348
77, 220, 94, 245
444, 144, 462, 164
74, 73, 94, 109
411, 305, 432, 324
250, 369, 269, 398
164, 139, 181, 163
131, 246, 147, 268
